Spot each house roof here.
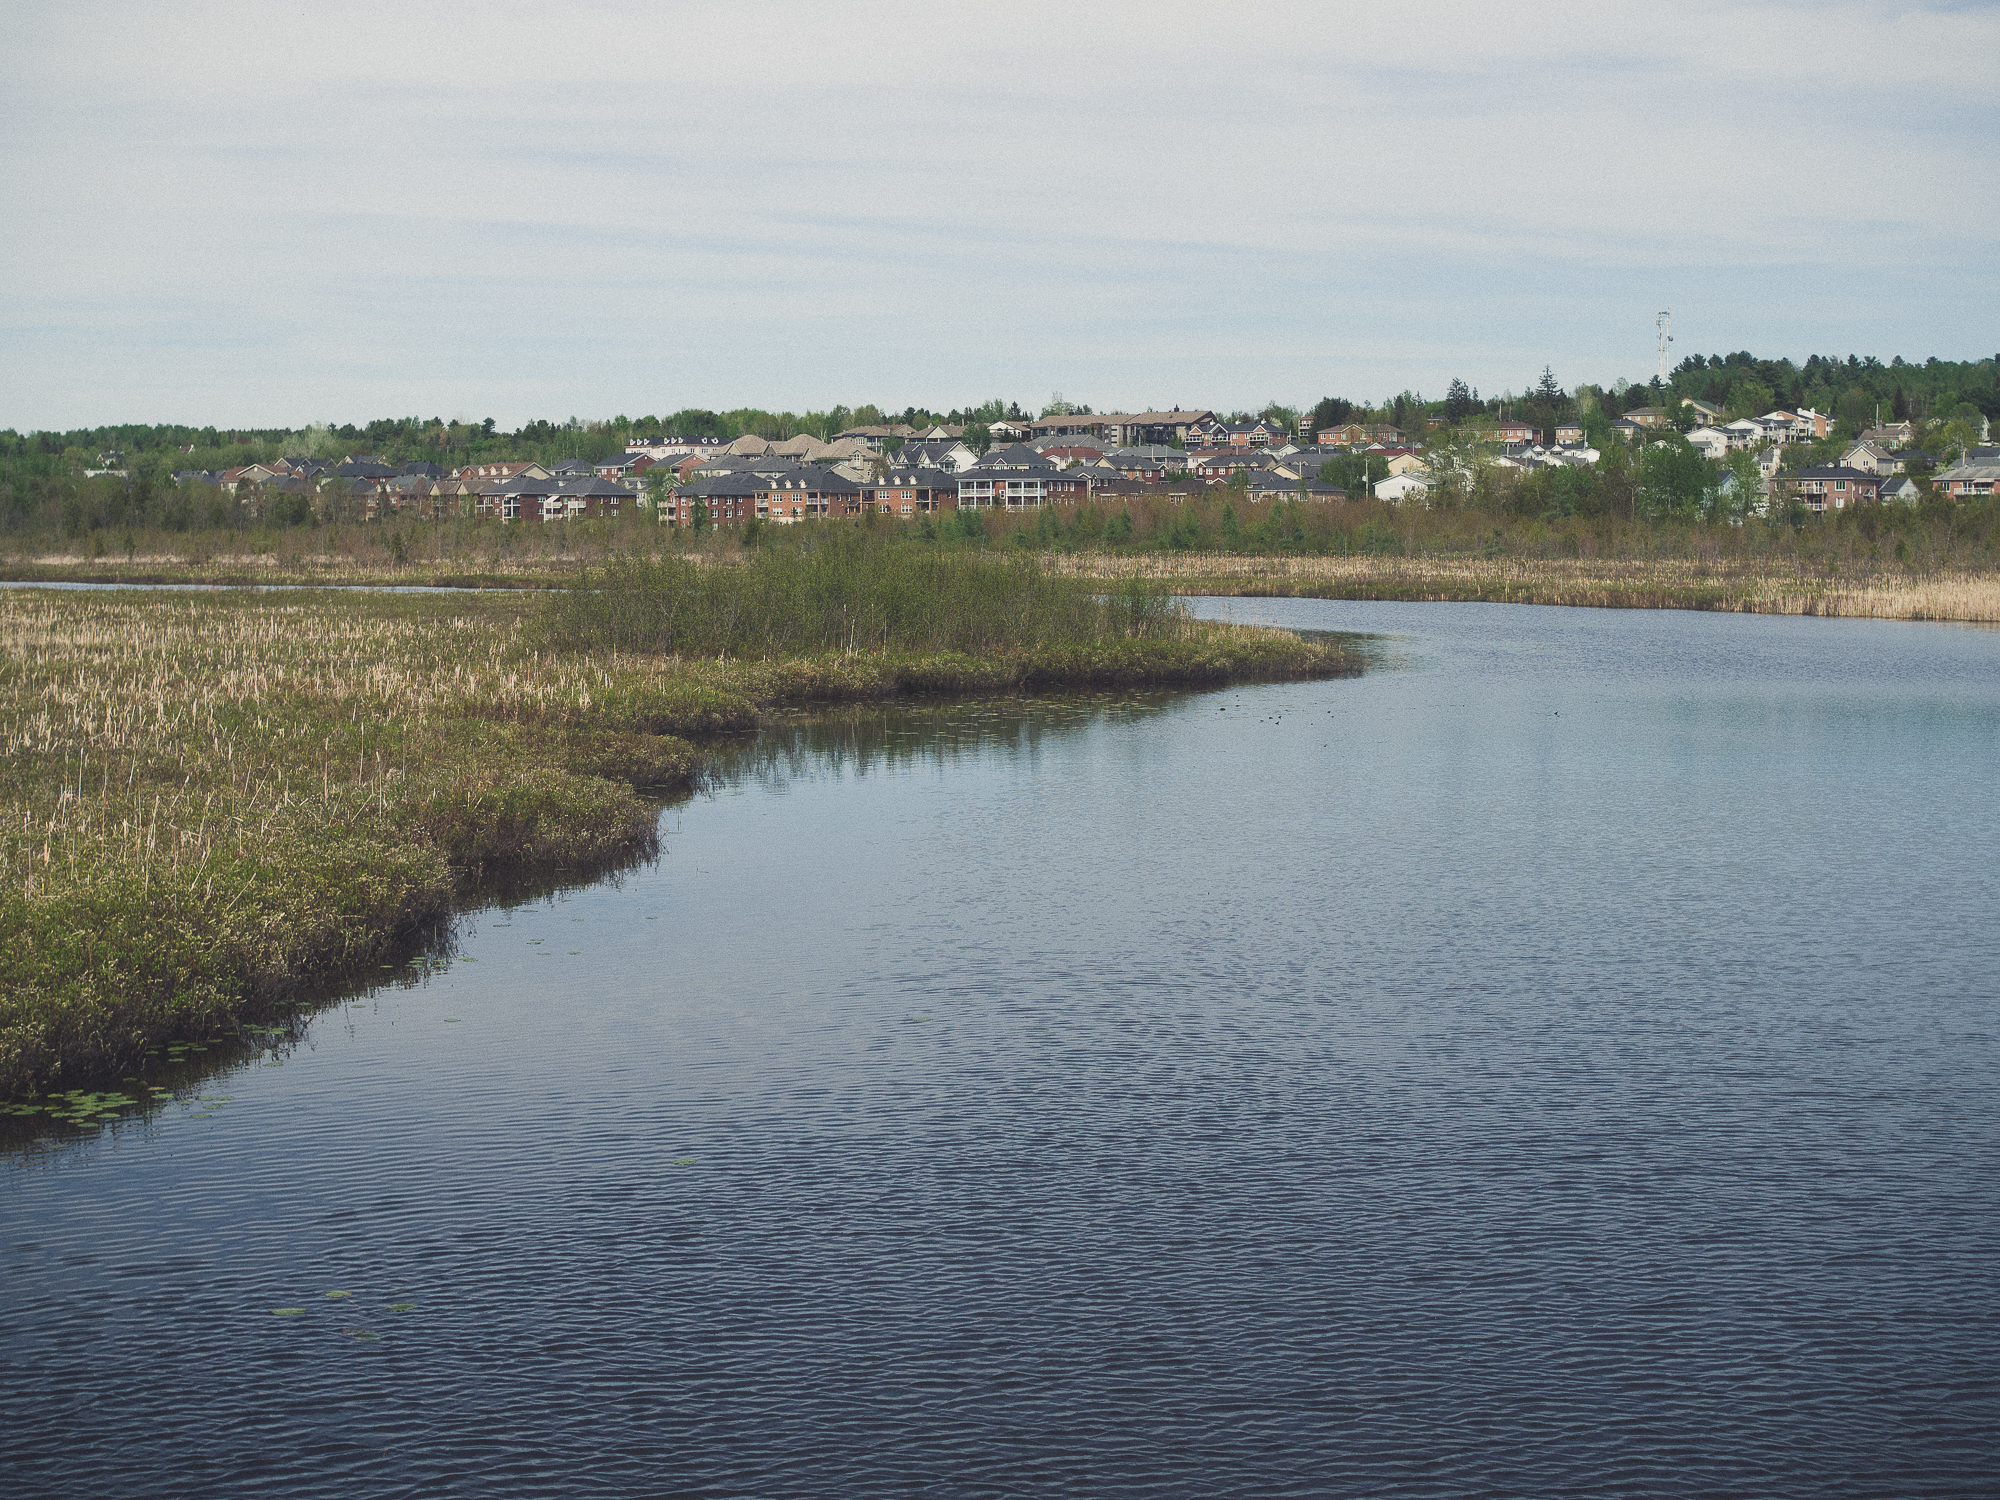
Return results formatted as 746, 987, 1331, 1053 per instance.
553, 477, 637, 498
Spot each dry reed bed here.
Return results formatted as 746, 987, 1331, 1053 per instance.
0, 590, 730, 1098
1047, 553, 2000, 622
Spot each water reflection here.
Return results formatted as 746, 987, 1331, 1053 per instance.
716, 689, 1194, 790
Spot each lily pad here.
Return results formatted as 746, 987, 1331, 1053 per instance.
272, 1307, 306, 1317
385, 1302, 417, 1313
323, 1290, 352, 1300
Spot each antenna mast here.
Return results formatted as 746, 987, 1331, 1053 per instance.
1656, 309, 1672, 384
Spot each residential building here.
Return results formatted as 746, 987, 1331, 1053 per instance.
956, 459, 1092, 508
476, 473, 559, 522
625, 435, 724, 459
1492, 418, 1536, 445
1687, 427, 1732, 460
1622, 407, 1670, 428
902, 439, 978, 472
542, 477, 637, 520
1243, 474, 1345, 502
455, 460, 551, 483
665, 471, 762, 525
833, 424, 919, 452
1838, 441, 1900, 475
1859, 422, 1915, 448
861, 470, 958, 518
1682, 398, 1723, 425
1935, 457, 2000, 497
758, 467, 865, 522
1028, 410, 1213, 447
1555, 422, 1583, 444
1319, 423, 1404, 447
1374, 473, 1430, 502
1789, 466, 1882, 511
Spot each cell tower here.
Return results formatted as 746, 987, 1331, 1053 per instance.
1656, 309, 1673, 383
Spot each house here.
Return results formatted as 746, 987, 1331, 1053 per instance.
985, 418, 1033, 441
861, 470, 958, 518
833, 424, 919, 452
1104, 445, 1191, 480
1762, 409, 1830, 442
901, 439, 978, 472
1838, 441, 1900, 475
477, 474, 560, 522
625, 435, 724, 459
1880, 475, 1923, 505
1219, 420, 1282, 448
1109, 410, 1213, 447
1555, 422, 1583, 444
1492, 418, 1536, 445
1934, 457, 2000, 497
1623, 407, 1669, 428
1789, 466, 1882, 511
1385, 452, 1429, 477
1189, 448, 1277, 480
1687, 427, 1732, 460
667, 471, 762, 525
955, 458, 1092, 509
1319, 423, 1404, 447
1243, 474, 1345, 502
455, 460, 551, 483
1723, 419, 1766, 449
1682, 398, 1724, 425
1028, 410, 1214, 447
1374, 473, 1430, 502
542, 477, 637, 520
1859, 422, 1915, 448
757, 466, 865, 522
1036, 444, 1110, 468
595, 452, 656, 479
1028, 413, 1111, 439
1611, 418, 1644, 443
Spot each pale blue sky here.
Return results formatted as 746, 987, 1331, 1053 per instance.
3, 0, 1995, 430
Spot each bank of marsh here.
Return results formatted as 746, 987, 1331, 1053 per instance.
1, 561, 1354, 1099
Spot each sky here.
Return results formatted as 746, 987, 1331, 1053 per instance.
3, 0, 1996, 432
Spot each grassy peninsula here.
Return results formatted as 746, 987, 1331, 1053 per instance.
1, 541, 1354, 1101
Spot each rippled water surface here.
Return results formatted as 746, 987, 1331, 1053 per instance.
6, 600, 1999, 1498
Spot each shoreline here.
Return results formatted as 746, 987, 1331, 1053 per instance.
8, 551, 1997, 622
1, 589, 1356, 1105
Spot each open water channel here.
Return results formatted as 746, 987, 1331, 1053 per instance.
4, 599, 1998, 1498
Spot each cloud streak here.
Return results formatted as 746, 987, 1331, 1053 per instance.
3, 0, 1996, 426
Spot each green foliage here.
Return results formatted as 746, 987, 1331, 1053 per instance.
1637, 435, 1713, 519
542, 529, 1186, 656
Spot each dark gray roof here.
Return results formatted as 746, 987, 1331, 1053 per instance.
765, 466, 861, 494
681, 472, 764, 497
554, 477, 637, 497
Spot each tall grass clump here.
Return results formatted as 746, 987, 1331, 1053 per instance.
541, 531, 1186, 656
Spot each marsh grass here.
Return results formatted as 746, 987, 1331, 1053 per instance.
2, 583, 1352, 1100
1050, 552, 2000, 622
540, 532, 1185, 655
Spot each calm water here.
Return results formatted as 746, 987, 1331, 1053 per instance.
5, 600, 1999, 1499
